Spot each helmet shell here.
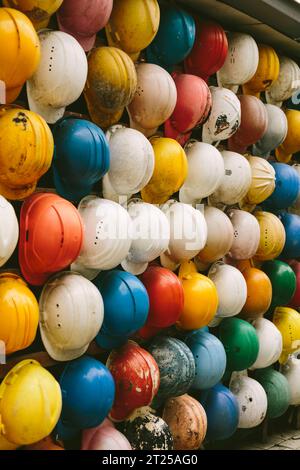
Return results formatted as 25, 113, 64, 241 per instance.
250, 318, 282, 369
262, 260, 296, 312
240, 267, 272, 320
278, 212, 300, 260
253, 368, 290, 419
227, 209, 260, 260
253, 104, 288, 158
230, 375, 267, 428
262, 163, 300, 211
276, 110, 300, 163
254, 211, 286, 261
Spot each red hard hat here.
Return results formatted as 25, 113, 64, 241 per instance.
184, 19, 228, 82
164, 120, 192, 146
289, 260, 300, 309
228, 95, 269, 154
138, 266, 184, 334
19, 193, 83, 286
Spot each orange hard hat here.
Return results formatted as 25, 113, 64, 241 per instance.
239, 267, 272, 320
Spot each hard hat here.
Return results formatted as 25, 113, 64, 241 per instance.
230, 374, 267, 428
74, 196, 132, 271
19, 193, 83, 286
253, 104, 288, 158
184, 329, 226, 390
253, 368, 290, 419
178, 272, 218, 330
262, 260, 296, 313
242, 44, 280, 98
290, 164, 300, 215
138, 266, 184, 334
184, 19, 228, 82
107, 341, 160, 422
163, 394, 207, 451
209, 151, 252, 206
219, 318, 259, 371
23, 436, 64, 451
57, 0, 113, 52
242, 156, 276, 207
121, 200, 170, 275
202, 87, 241, 145
59, 356, 115, 429
179, 141, 224, 204
165, 74, 212, 140
275, 110, 300, 163
0, 435, 19, 450
239, 267, 272, 320
262, 163, 300, 211
0, 8, 40, 103
27, 30, 88, 124
160, 201, 207, 267
146, 5, 195, 69
250, 318, 282, 369
0, 196, 18, 267
39, 272, 104, 361
280, 355, 300, 405
0, 273, 39, 355
3, 1, 63, 30
254, 211, 286, 261
278, 212, 300, 259
119, 407, 173, 450
227, 209, 260, 260
273, 307, 300, 363
0, 106, 53, 200
93, 270, 149, 349
196, 206, 234, 264
141, 138, 187, 204
228, 95, 269, 154
103, 125, 154, 199
289, 260, 300, 309
0, 360, 62, 446
52, 117, 110, 201
127, 64, 177, 137
208, 262, 247, 318
84, 46, 137, 129
197, 384, 239, 441
105, 0, 160, 60
266, 56, 300, 108
81, 419, 132, 450
217, 33, 259, 92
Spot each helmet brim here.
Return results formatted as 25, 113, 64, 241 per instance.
40, 326, 90, 362
26, 82, 66, 124
121, 258, 148, 275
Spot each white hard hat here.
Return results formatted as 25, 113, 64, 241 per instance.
265, 56, 300, 108
250, 318, 283, 370
39, 271, 104, 361
202, 87, 241, 145
208, 151, 252, 206
103, 125, 155, 199
217, 33, 259, 93
280, 355, 300, 405
0, 195, 18, 267
230, 374, 268, 428
179, 140, 225, 204
208, 262, 247, 318
227, 209, 260, 259
160, 200, 207, 267
121, 200, 170, 275
253, 104, 288, 158
27, 30, 88, 124
74, 196, 132, 270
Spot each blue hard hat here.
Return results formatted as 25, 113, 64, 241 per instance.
93, 270, 149, 349
185, 329, 226, 390
59, 356, 115, 429
278, 211, 300, 259
146, 5, 195, 70
54, 419, 80, 442
262, 162, 300, 211
197, 384, 239, 441
52, 117, 110, 201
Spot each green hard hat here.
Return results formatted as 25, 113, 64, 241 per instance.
219, 318, 259, 372
262, 260, 296, 313
253, 367, 290, 419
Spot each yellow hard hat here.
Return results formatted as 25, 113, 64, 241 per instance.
242, 156, 276, 206
242, 44, 280, 98
177, 271, 218, 330
141, 137, 188, 204
2, 1, 63, 30
0, 106, 53, 200
0, 360, 62, 446
276, 110, 300, 163
254, 211, 286, 261
273, 307, 300, 364
178, 260, 198, 279
105, 0, 160, 60
0, 8, 40, 103
0, 273, 39, 355
84, 46, 137, 129
0, 434, 18, 450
